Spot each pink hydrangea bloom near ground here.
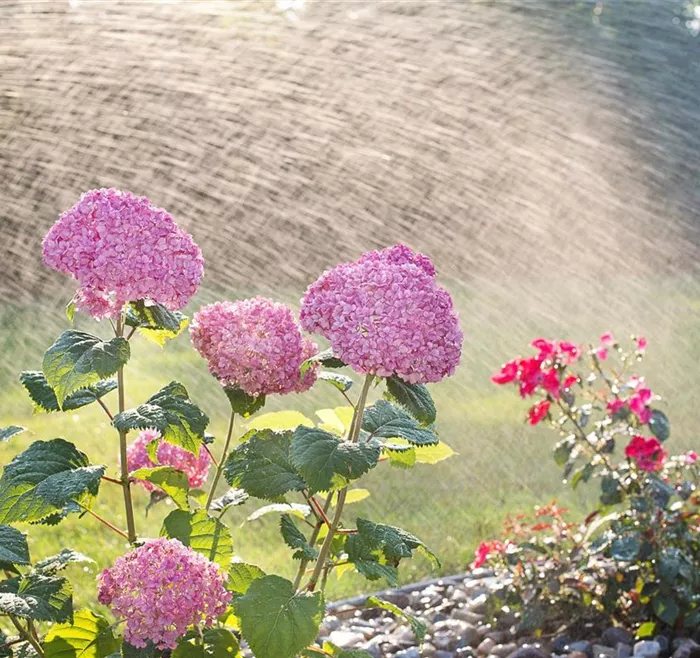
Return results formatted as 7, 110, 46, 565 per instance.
97, 538, 230, 649
126, 429, 211, 491
624, 435, 667, 472
299, 244, 462, 384
190, 297, 318, 397
43, 188, 204, 318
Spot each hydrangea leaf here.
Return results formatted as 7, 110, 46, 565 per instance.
0, 425, 26, 442
161, 509, 233, 568
0, 439, 105, 524
362, 401, 439, 446
344, 531, 398, 586
247, 503, 311, 522
318, 373, 353, 392
382, 437, 455, 465
354, 518, 439, 568
120, 642, 157, 658
30, 502, 82, 528
223, 430, 306, 501
0, 525, 30, 565
113, 381, 208, 455
20, 371, 117, 414
300, 349, 346, 378
0, 572, 73, 622
246, 411, 314, 432
233, 575, 324, 658
648, 409, 670, 442
126, 300, 189, 347
223, 386, 266, 418
209, 488, 249, 514
365, 596, 426, 643
34, 549, 93, 574
279, 515, 318, 561
44, 609, 120, 658
385, 377, 436, 426
290, 427, 381, 492
385, 445, 416, 469
42, 331, 130, 407
65, 299, 76, 324
131, 467, 190, 510
173, 628, 241, 658
227, 562, 266, 594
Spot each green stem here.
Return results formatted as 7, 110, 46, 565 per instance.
77, 502, 129, 540
116, 315, 137, 544
205, 411, 235, 511
307, 374, 374, 591
293, 494, 333, 591
9, 615, 45, 658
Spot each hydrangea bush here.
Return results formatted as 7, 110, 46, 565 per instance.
0, 189, 463, 658
479, 336, 699, 636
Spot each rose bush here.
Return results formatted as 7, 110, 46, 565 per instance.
0, 189, 463, 658
479, 335, 699, 636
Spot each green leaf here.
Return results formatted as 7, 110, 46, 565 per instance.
210, 488, 249, 514
648, 409, 670, 442
223, 386, 266, 418
353, 518, 439, 568
125, 300, 184, 333
290, 427, 381, 492
0, 571, 72, 622
228, 562, 266, 594
0, 525, 30, 565
113, 381, 209, 454
385, 445, 416, 469
120, 642, 157, 658
280, 515, 318, 561
0, 439, 105, 524
553, 438, 574, 467
224, 430, 306, 501
65, 299, 76, 324
131, 467, 190, 510
34, 549, 93, 574
42, 331, 129, 407
362, 400, 439, 446
636, 621, 657, 639
247, 503, 310, 522
161, 509, 233, 567
20, 371, 117, 414
0, 425, 26, 442
653, 595, 680, 625
385, 377, 436, 425
600, 475, 623, 506
318, 373, 353, 392
44, 609, 119, 658
233, 575, 324, 658
344, 531, 398, 586
247, 411, 314, 432
30, 503, 82, 528
365, 596, 426, 643
173, 628, 241, 658
570, 463, 595, 489
610, 534, 640, 561
300, 349, 345, 378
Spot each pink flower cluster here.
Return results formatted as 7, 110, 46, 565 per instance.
190, 297, 318, 397
624, 435, 667, 472
97, 538, 230, 649
299, 245, 462, 384
43, 188, 204, 318
607, 379, 653, 424
471, 540, 507, 569
126, 429, 212, 491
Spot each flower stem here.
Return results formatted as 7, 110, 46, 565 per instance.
293, 494, 333, 591
77, 502, 130, 540
116, 315, 138, 544
9, 615, 45, 658
306, 374, 374, 592
205, 411, 235, 511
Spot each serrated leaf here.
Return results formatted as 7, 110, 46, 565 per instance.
0, 571, 72, 622
300, 349, 345, 378
113, 381, 208, 454
34, 549, 93, 574
353, 518, 439, 568
120, 642, 157, 658
290, 427, 380, 492
351, 560, 398, 586
131, 467, 190, 510
385, 446, 416, 469
125, 300, 184, 333
209, 488, 249, 514
44, 609, 119, 658
224, 429, 306, 501
344, 531, 398, 587
223, 386, 265, 418
247, 503, 311, 522
0, 525, 30, 565
362, 400, 439, 446
30, 502, 82, 527
247, 411, 314, 432
653, 595, 679, 625
385, 377, 436, 425
20, 371, 117, 414
228, 562, 266, 594
280, 515, 318, 561
611, 534, 640, 561
0, 425, 26, 442
365, 595, 426, 643
0, 439, 105, 524
318, 373, 353, 392
173, 628, 241, 658
648, 409, 670, 442
42, 331, 129, 407
233, 575, 324, 658
161, 509, 233, 567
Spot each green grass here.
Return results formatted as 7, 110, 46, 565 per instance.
1, 275, 699, 609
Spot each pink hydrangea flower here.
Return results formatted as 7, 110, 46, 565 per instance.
190, 297, 318, 397
600, 332, 615, 347
299, 245, 462, 384
43, 188, 204, 318
624, 435, 666, 472
685, 451, 698, 465
471, 540, 507, 569
97, 538, 230, 649
127, 429, 211, 491
629, 386, 653, 424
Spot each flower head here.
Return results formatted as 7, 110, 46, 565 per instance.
299, 245, 462, 384
471, 540, 506, 569
43, 188, 204, 318
190, 297, 317, 397
127, 429, 211, 491
624, 435, 666, 472
97, 538, 231, 649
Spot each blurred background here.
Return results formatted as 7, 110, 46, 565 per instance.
1, 0, 700, 603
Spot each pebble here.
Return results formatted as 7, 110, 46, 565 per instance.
507, 647, 550, 658
491, 644, 517, 657
602, 629, 635, 648
672, 640, 700, 658
569, 642, 593, 658
592, 645, 616, 658
478, 639, 496, 655
617, 644, 632, 658
328, 630, 366, 648
453, 609, 488, 625
634, 642, 662, 658
395, 649, 420, 658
